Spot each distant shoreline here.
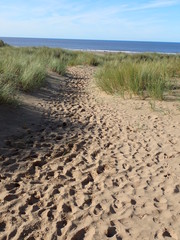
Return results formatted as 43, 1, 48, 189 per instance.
65, 48, 180, 55
3, 45, 180, 55
1, 37, 180, 54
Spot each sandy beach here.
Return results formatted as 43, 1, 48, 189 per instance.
0, 66, 180, 240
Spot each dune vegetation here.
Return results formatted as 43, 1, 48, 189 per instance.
0, 44, 102, 103
0, 40, 180, 103
96, 53, 180, 100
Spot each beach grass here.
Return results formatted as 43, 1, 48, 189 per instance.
96, 54, 180, 100
0, 40, 180, 103
0, 44, 105, 103
0, 46, 66, 102
20, 62, 46, 91
48, 58, 66, 75
0, 81, 16, 104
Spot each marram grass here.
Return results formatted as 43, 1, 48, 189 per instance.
0, 39, 180, 103
48, 58, 66, 75
0, 45, 69, 103
20, 62, 46, 91
96, 61, 171, 100
0, 81, 16, 104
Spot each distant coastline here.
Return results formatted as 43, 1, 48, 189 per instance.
1, 37, 180, 54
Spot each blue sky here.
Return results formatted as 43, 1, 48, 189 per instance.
0, 0, 180, 42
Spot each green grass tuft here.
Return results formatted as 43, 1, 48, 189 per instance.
0, 80, 16, 103
20, 62, 46, 91
96, 61, 172, 100
49, 59, 66, 75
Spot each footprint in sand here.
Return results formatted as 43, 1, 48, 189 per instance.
56, 220, 67, 236
97, 165, 105, 174
93, 203, 103, 215
4, 194, 18, 202
9, 229, 17, 239
71, 228, 86, 240
81, 174, 94, 189
0, 221, 6, 232
80, 198, 92, 210
106, 226, 117, 238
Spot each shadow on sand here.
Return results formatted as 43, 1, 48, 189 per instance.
0, 72, 87, 175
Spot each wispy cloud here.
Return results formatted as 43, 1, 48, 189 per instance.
123, 0, 179, 11
0, 0, 179, 20
0, 0, 180, 41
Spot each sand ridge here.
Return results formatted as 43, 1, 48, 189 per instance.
0, 66, 180, 240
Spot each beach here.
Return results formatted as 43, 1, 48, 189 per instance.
0, 65, 180, 239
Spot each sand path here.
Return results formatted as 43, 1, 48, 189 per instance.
0, 66, 180, 240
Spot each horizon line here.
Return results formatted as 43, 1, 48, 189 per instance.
1, 36, 180, 44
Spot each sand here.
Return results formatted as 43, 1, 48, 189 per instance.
0, 66, 180, 240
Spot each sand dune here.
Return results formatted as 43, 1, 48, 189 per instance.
0, 66, 180, 240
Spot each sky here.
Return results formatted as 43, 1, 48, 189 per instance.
0, 0, 180, 42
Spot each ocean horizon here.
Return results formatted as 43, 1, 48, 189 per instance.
1, 37, 180, 54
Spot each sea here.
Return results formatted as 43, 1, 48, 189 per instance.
1, 37, 180, 54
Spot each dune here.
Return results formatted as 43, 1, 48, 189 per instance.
0, 66, 180, 240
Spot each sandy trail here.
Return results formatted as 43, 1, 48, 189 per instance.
0, 66, 180, 240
